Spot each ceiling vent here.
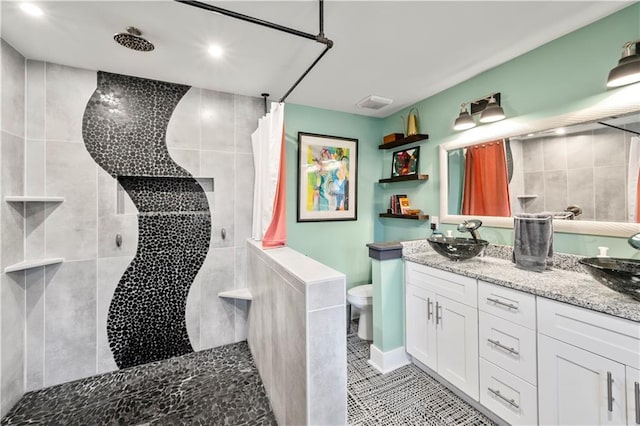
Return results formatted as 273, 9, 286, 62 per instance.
356, 95, 393, 110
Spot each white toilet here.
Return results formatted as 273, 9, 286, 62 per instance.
347, 284, 373, 341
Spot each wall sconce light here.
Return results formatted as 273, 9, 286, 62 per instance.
453, 92, 505, 131
607, 40, 640, 88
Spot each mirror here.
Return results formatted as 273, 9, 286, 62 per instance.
439, 83, 640, 237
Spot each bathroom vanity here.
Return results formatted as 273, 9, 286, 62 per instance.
403, 245, 640, 426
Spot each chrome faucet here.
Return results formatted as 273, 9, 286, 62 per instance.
628, 232, 640, 250
457, 219, 483, 242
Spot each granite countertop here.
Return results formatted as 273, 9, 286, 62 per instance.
402, 245, 640, 323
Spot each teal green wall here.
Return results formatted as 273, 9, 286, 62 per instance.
284, 104, 382, 287
379, 3, 640, 257
283, 4, 640, 283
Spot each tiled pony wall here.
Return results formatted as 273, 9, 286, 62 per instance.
0, 38, 263, 415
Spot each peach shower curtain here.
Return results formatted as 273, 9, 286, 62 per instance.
461, 139, 511, 217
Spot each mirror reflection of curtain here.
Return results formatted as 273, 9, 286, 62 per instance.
461, 139, 512, 217
448, 149, 465, 215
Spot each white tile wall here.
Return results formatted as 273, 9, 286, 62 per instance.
246, 239, 347, 426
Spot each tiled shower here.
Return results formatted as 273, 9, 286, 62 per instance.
0, 38, 264, 416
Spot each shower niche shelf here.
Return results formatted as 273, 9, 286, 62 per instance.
5, 257, 64, 273
218, 288, 253, 301
5, 196, 64, 203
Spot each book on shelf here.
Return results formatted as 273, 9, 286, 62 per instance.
399, 197, 411, 214
389, 194, 407, 215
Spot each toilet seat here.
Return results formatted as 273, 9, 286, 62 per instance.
347, 284, 372, 301
347, 284, 373, 308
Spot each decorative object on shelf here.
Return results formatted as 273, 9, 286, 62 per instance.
383, 133, 405, 144
399, 196, 411, 214
453, 92, 505, 131
401, 107, 421, 136
297, 132, 358, 222
389, 194, 407, 215
391, 146, 420, 178
607, 39, 640, 88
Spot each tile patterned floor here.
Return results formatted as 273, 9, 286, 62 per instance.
1, 341, 276, 426
347, 326, 496, 426
5, 326, 496, 426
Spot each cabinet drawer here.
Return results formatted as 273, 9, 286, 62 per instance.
479, 358, 538, 426
538, 298, 640, 369
479, 311, 537, 385
478, 281, 536, 329
405, 262, 477, 307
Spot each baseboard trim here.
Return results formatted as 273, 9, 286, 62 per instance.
367, 344, 411, 374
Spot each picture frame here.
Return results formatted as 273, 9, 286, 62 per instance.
297, 132, 358, 222
391, 146, 420, 178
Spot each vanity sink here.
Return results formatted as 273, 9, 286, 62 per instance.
579, 257, 640, 301
427, 237, 489, 261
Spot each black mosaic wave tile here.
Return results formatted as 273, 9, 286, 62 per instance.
2, 342, 276, 426
83, 71, 191, 178
82, 71, 212, 369
118, 176, 209, 213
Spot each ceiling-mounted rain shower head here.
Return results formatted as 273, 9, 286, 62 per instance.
113, 27, 155, 52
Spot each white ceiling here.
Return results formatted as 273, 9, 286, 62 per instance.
1, 0, 634, 117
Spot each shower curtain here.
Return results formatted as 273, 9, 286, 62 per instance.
461, 139, 511, 217
628, 136, 640, 222
251, 102, 286, 248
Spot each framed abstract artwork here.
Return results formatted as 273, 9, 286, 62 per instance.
391, 147, 420, 178
297, 132, 358, 222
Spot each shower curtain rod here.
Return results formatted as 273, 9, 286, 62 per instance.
175, 0, 334, 103
597, 121, 640, 136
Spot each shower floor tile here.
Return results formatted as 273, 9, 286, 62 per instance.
347, 324, 496, 426
2, 341, 276, 426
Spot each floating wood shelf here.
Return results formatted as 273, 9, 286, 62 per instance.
5, 258, 64, 273
379, 174, 429, 184
5, 196, 64, 203
378, 134, 429, 150
218, 288, 253, 301
379, 213, 429, 221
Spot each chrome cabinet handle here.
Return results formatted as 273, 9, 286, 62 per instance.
435, 302, 442, 325
487, 338, 519, 356
486, 297, 518, 310
607, 371, 614, 413
427, 298, 433, 321
488, 387, 519, 409
634, 381, 639, 424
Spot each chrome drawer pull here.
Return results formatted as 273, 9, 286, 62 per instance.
486, 297, 518, 310
488, 387, 519, 409
607, 371, 614, 413
487, 338, 519, 356
427, 297, 433, 321
435, 301, 442, 325
634, 381, 639, 424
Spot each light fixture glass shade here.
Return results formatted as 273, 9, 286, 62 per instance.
453, 107, 476, 131
479, 97, 505, 123
607, 43, 640, 87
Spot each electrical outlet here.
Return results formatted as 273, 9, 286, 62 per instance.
431, 216, 439, 229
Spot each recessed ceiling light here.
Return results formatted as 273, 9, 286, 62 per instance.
19, 2, 43, 17
208, 45, 224, 58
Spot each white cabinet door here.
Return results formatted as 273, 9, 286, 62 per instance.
627, 366, 640, 426
539, 334, 626, 426
405, 284, 437, 370
436, 295, 479, 400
